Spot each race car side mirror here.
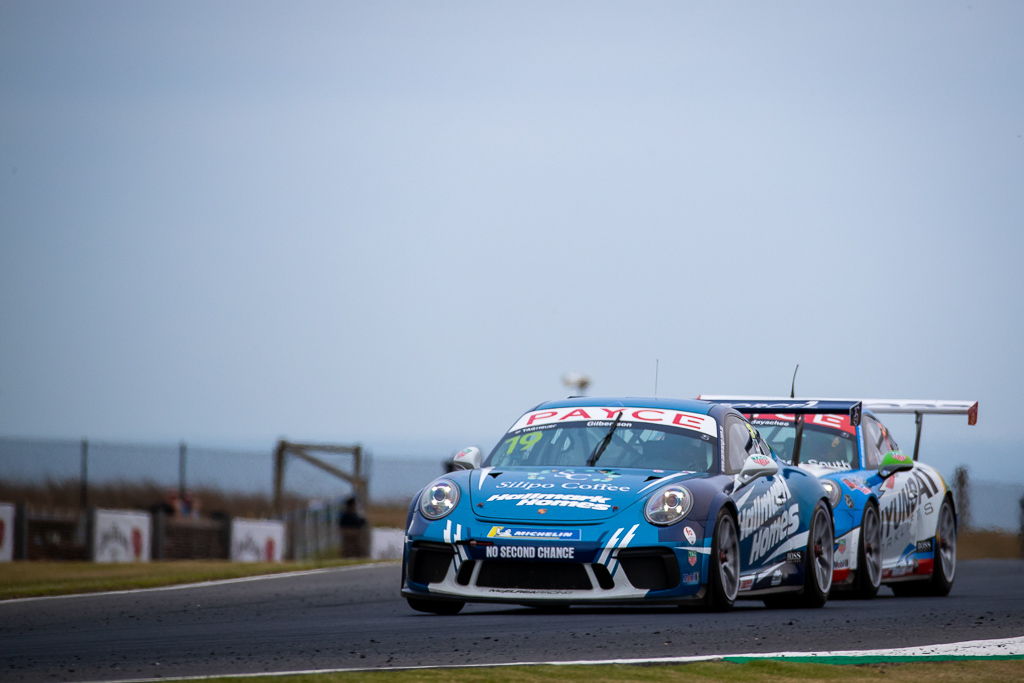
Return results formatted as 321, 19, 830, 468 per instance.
877, 450, 913, 479
451, 446, 483, 470
736, 453, 779, 488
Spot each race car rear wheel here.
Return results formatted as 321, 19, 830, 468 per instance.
849, 501, 882, 599
764, 500, 833, 609
705, 507, 739, 611
930, 494, 958, 594
406, 597, 465, 615
891, 494, 956, 597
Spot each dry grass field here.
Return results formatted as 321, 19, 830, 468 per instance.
3, 479, 1020, 557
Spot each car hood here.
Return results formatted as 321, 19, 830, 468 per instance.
467, 466, 705, 523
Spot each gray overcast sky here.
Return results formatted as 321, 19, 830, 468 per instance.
1, 2, 1021, 480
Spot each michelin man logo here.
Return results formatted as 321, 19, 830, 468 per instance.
528, 468, 622, 483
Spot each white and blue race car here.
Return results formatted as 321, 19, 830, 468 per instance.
402, 397, 835, 614
699, 396, 977, 598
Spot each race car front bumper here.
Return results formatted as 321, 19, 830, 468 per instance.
401, 518, 710, 605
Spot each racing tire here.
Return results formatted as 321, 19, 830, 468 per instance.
705, 507, 740, 611
406, 597, 465, 615
848, 501, 882, 599
764, 501, 834, 609
891, 495, 957, 598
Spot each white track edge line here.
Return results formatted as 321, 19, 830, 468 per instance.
0, 561, 399, 604
80, 634, 1024, 683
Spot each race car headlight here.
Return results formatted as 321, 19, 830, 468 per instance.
821, 480, 842, 507
644, 485, 693, 526
418, 478, 460, 520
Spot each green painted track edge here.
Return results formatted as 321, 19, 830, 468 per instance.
722, 655, 1024, 664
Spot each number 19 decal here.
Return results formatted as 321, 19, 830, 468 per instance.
503, 431, 543, 454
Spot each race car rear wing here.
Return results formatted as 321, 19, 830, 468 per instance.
697, 396, 862, 424
858, 399, 978, 461
697, 396, 862, 466
698, 395, 978, 461
858, 399, 978, 424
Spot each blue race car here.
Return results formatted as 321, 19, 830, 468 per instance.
698, 396, 977, 598
402, 397, 835, 614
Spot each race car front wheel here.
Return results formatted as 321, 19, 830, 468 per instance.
849, 501, 882, 599
406, 597, 465, 615
705, 507, 739, 611
765, 500, 833, 609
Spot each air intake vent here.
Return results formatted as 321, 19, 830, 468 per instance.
408, 542, 454, 584
617, 547, 680, 591
476, 561, 592, 590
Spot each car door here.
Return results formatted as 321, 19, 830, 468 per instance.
867, 416, 920, 574
727, 416, 795, 573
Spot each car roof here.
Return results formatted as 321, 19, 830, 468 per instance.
532, 396, 717, 416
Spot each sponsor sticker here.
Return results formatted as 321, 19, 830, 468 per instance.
880, 472, 935, 538
523, 469, 623, 483
486, 492, 613, 511
484, 545, 577, 560
916, 539, 934, 553
688, 550, 698, 567
804, 459, 852, 470
749, 412, 856, 436
554, 469, 621, 483
739, 477, 792, 539
740, 576, 754, 590
496, 481, 630, 492
746, 502, 800, 564
510, 406, 717, 436
842, 477, 872, 495
487, 526, 582, 541
786, 550, 803, 563
807, 413, 856, 434
683, 526, 697, 545
682, 571, 700, 585
487, 588, 573, 594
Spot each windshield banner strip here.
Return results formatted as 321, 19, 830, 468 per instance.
510, 407, 717, 436
698, 398, 862, 427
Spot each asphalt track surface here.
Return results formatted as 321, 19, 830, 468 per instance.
3, 560, 1024, 682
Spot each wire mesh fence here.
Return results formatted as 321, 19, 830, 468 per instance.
2, 435, 1021, 533
0, 436, 445, 512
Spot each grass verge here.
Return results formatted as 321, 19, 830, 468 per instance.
168, 659, 1024, 682
0, 558, 379, 600
959, 528, 1021, 559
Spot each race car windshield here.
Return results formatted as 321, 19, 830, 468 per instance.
486, 422, 718, 473
750, 415, 857, 469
